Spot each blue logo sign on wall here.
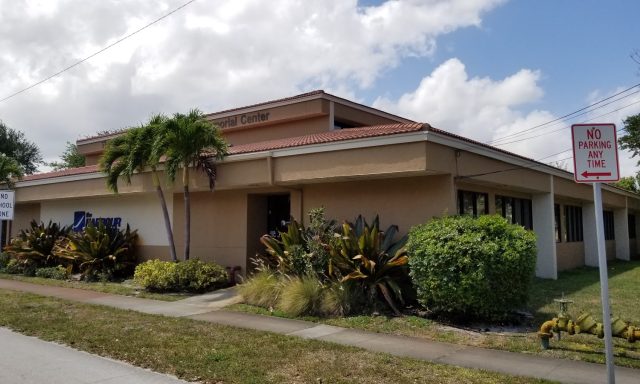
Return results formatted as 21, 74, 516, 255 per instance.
73, 211, 122, 232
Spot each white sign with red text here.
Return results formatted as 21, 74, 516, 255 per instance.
572, 123, 620, 183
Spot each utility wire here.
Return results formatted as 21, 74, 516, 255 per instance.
490, 89, 640, 145
0, 0, 197, 103
458, 127, 628, 180
487, 82, 640, 145
494, 98, 640, 147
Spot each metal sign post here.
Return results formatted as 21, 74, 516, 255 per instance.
572, 123, 619, 384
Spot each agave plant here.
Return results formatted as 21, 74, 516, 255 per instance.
54, 221, 138, 281
3, 220, 70, 270
328, 215, 409, 316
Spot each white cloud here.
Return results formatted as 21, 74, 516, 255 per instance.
0, 0, 504, 166
373, 58, 561, 160
374, 58, 640, 177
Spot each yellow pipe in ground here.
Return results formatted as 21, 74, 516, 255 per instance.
538, 313, 640, 349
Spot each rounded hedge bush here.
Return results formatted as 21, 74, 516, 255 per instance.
407, 215, 537, 321
134, 259, 228, 292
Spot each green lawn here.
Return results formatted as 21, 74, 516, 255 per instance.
0, 273, 193, 301
230, 260, 640, 369
0, 290, 551, 384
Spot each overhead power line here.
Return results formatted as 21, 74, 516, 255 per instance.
493, 97, 640, 147
0, 0, 197, 104
487, 82, 640, 145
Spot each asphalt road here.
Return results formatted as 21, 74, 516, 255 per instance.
0, 327, 190, 384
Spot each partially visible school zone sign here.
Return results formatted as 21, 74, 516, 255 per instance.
0, 190, 15, 220
572, 123, 620, 183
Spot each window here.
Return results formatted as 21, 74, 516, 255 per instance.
458, 190, 488, 217
629, 214, 636, 239
554, 204, 561, 242
603, 210, 614, 240
564, 205, 583, 242
496, 195, 533, 230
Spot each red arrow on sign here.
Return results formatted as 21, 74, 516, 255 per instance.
581, 171, 612, 178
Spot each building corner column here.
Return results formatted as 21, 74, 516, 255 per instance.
532, 175, 557, 279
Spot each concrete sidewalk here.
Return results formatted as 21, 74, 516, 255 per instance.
1, 278, 638, 384
0, 327, 189, 384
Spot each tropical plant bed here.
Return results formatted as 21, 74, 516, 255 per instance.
0, 273, 193, 302
230, 260, 640, 369
0, 289, 551, 384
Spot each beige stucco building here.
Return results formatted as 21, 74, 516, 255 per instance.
4, 90, 640, 279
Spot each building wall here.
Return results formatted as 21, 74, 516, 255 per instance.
39, 194, 172, 248
10, 203, 41, 237
301, 175, 455, 234
224, 116, 329, 146
333, 103, 402, 126
556, 242, 584, 271
172, 190, 248, 271
275, 142, 428, 184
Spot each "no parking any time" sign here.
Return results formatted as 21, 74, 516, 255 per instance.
571, 123, 620, 183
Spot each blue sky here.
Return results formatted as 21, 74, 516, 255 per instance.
368, 0, 640, 117
2, 0, 640, 175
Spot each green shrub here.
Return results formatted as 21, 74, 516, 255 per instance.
35, 266, 69, 280
407, 215, 537, 321
134, 260, 178, 291
3, 220, 70, 269
134, 259, 228, 292
54, 222, 138, 281
277, 275, 324, 317
0, 252, 9, 270
237, 270, 283, 308
4, 258, 27, 275
174, 259, 228, 292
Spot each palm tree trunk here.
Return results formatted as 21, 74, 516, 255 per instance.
183, 166, 191, 261
152, 170, 177, 262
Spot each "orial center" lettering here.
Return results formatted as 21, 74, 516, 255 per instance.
214, 112, 271, 129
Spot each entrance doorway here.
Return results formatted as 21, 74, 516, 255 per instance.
267, 194, 291, 237
246, 193, 291, 270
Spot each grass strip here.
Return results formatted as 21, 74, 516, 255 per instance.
0, 273, 192, 301
0, 289, 551, 384
229, 260, 640, 369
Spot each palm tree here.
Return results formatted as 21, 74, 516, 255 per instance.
99, 116, 178, 262
0, 153, 24, 188
153, 109, 228, 260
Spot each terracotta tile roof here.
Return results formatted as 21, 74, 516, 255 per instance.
21, 165, 100, 182
424, 125, 565, 172
21, 122, 568, 183
226, 123, 426, 155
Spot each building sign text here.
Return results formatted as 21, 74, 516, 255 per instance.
0, 191, 15, 220
213, 111, 271, 129
73, 211, 122, 231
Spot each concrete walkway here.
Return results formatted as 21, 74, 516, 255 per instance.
0, 327, 189, 384
1, 279, 638, 384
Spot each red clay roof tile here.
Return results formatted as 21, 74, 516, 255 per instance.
226, 123, 425, 155
21, 165, 100, 182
